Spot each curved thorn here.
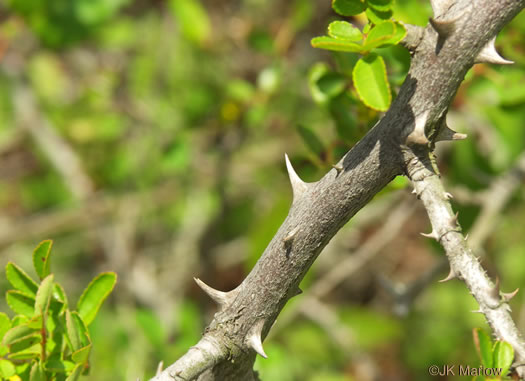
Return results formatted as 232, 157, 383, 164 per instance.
283, 226, 299, 244
246, 320, 267, 358
475, 37, 513, 65
420, 231, 438, 240
429, 17, 458, 38
194, 278, 236, 307
444, 192, 453, 200
472, 308, 483, 314
439, 268, 457, 283
435, 125, 467, 142
332, 164, 344, 176
502, 288, 520, 302
285, 154, 308, 201
156, 361, 164, 376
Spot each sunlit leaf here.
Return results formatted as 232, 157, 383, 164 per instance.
35, 274, 54, 316
5, 262, 38, 297
71, 344, 91, 364
77, 272, 117, 326
311, 36, 364, 53
493, 341, 514, 377
0, 359, 16, 378
328, 21, 363, 41
65, 363, 83, 381
6, 291, 35, 317
32, 240, 52, 280
473, 328, 493, 368
352, 53, 391, 111
2, 325, 38, 346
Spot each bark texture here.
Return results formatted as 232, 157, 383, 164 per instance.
151, 1, 525, 380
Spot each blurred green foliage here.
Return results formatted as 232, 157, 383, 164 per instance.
0, 0, 524, 380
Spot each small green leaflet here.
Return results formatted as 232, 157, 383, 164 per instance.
33, 240, 52, 280
473, 328, 494, 368
352, 53, 391, 111
5, 262, 39, 297
328, 21, 363, 41
311, 36, 363, 53
332, 0, 367, 16
77, 272, 117, 326
364, 21, 406, 51
493, 341, 514, 377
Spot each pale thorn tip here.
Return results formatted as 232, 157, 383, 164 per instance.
420, 231, 438, 240
246, 320, 268, 358
194, 278, 235, 307
472, 308, 483, 314
285, 153, 308, 200
284, 226, 299, 243
475, 37, 513, 65
411, 188, 417, 195
435, 125, 467, 142
438, 268, 457, 283
502, 288, 520, 302
444, 192, 453, 200
156, 361, 164, 376
332, 164, 344, 175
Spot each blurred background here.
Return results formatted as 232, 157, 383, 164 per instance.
0, 0, 524, 380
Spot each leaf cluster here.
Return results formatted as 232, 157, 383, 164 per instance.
0, 241, 116, 380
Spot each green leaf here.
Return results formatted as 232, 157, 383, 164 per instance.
30, 362, 45, 381
77, 272, 117, 326
311, 36, 364, 53
71, 312, 91, 347
71, 344, 91, 364
169, 0, 211, 45
2, 324, 38, 346
0, 359, 16, 378
328, 21, 363, 42
35, 274, 54, 316
6, 290, 35, 316
46, 354, 75, 373
352, 53, 391, 111
5, 262, 39, 297
0, 313, 12, 341
50, 283, 68, 315
332, 0, 367, 16
66, 363, 83, 381
363, 21, 407, 51
364, 21, 396, 50
297, 125, 325, 156
33, 240, 52, 280
366, 7, 393, 24
366, 0, 392, 12
473, 328, 493, 368
66, 310, 81, 352
493, 341, 514, 377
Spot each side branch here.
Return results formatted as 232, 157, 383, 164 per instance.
407, 156, 525, 377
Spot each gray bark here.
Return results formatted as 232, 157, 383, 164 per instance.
151, 1, 525, 380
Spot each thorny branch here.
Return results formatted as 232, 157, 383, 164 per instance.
152, 0, 525, 380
